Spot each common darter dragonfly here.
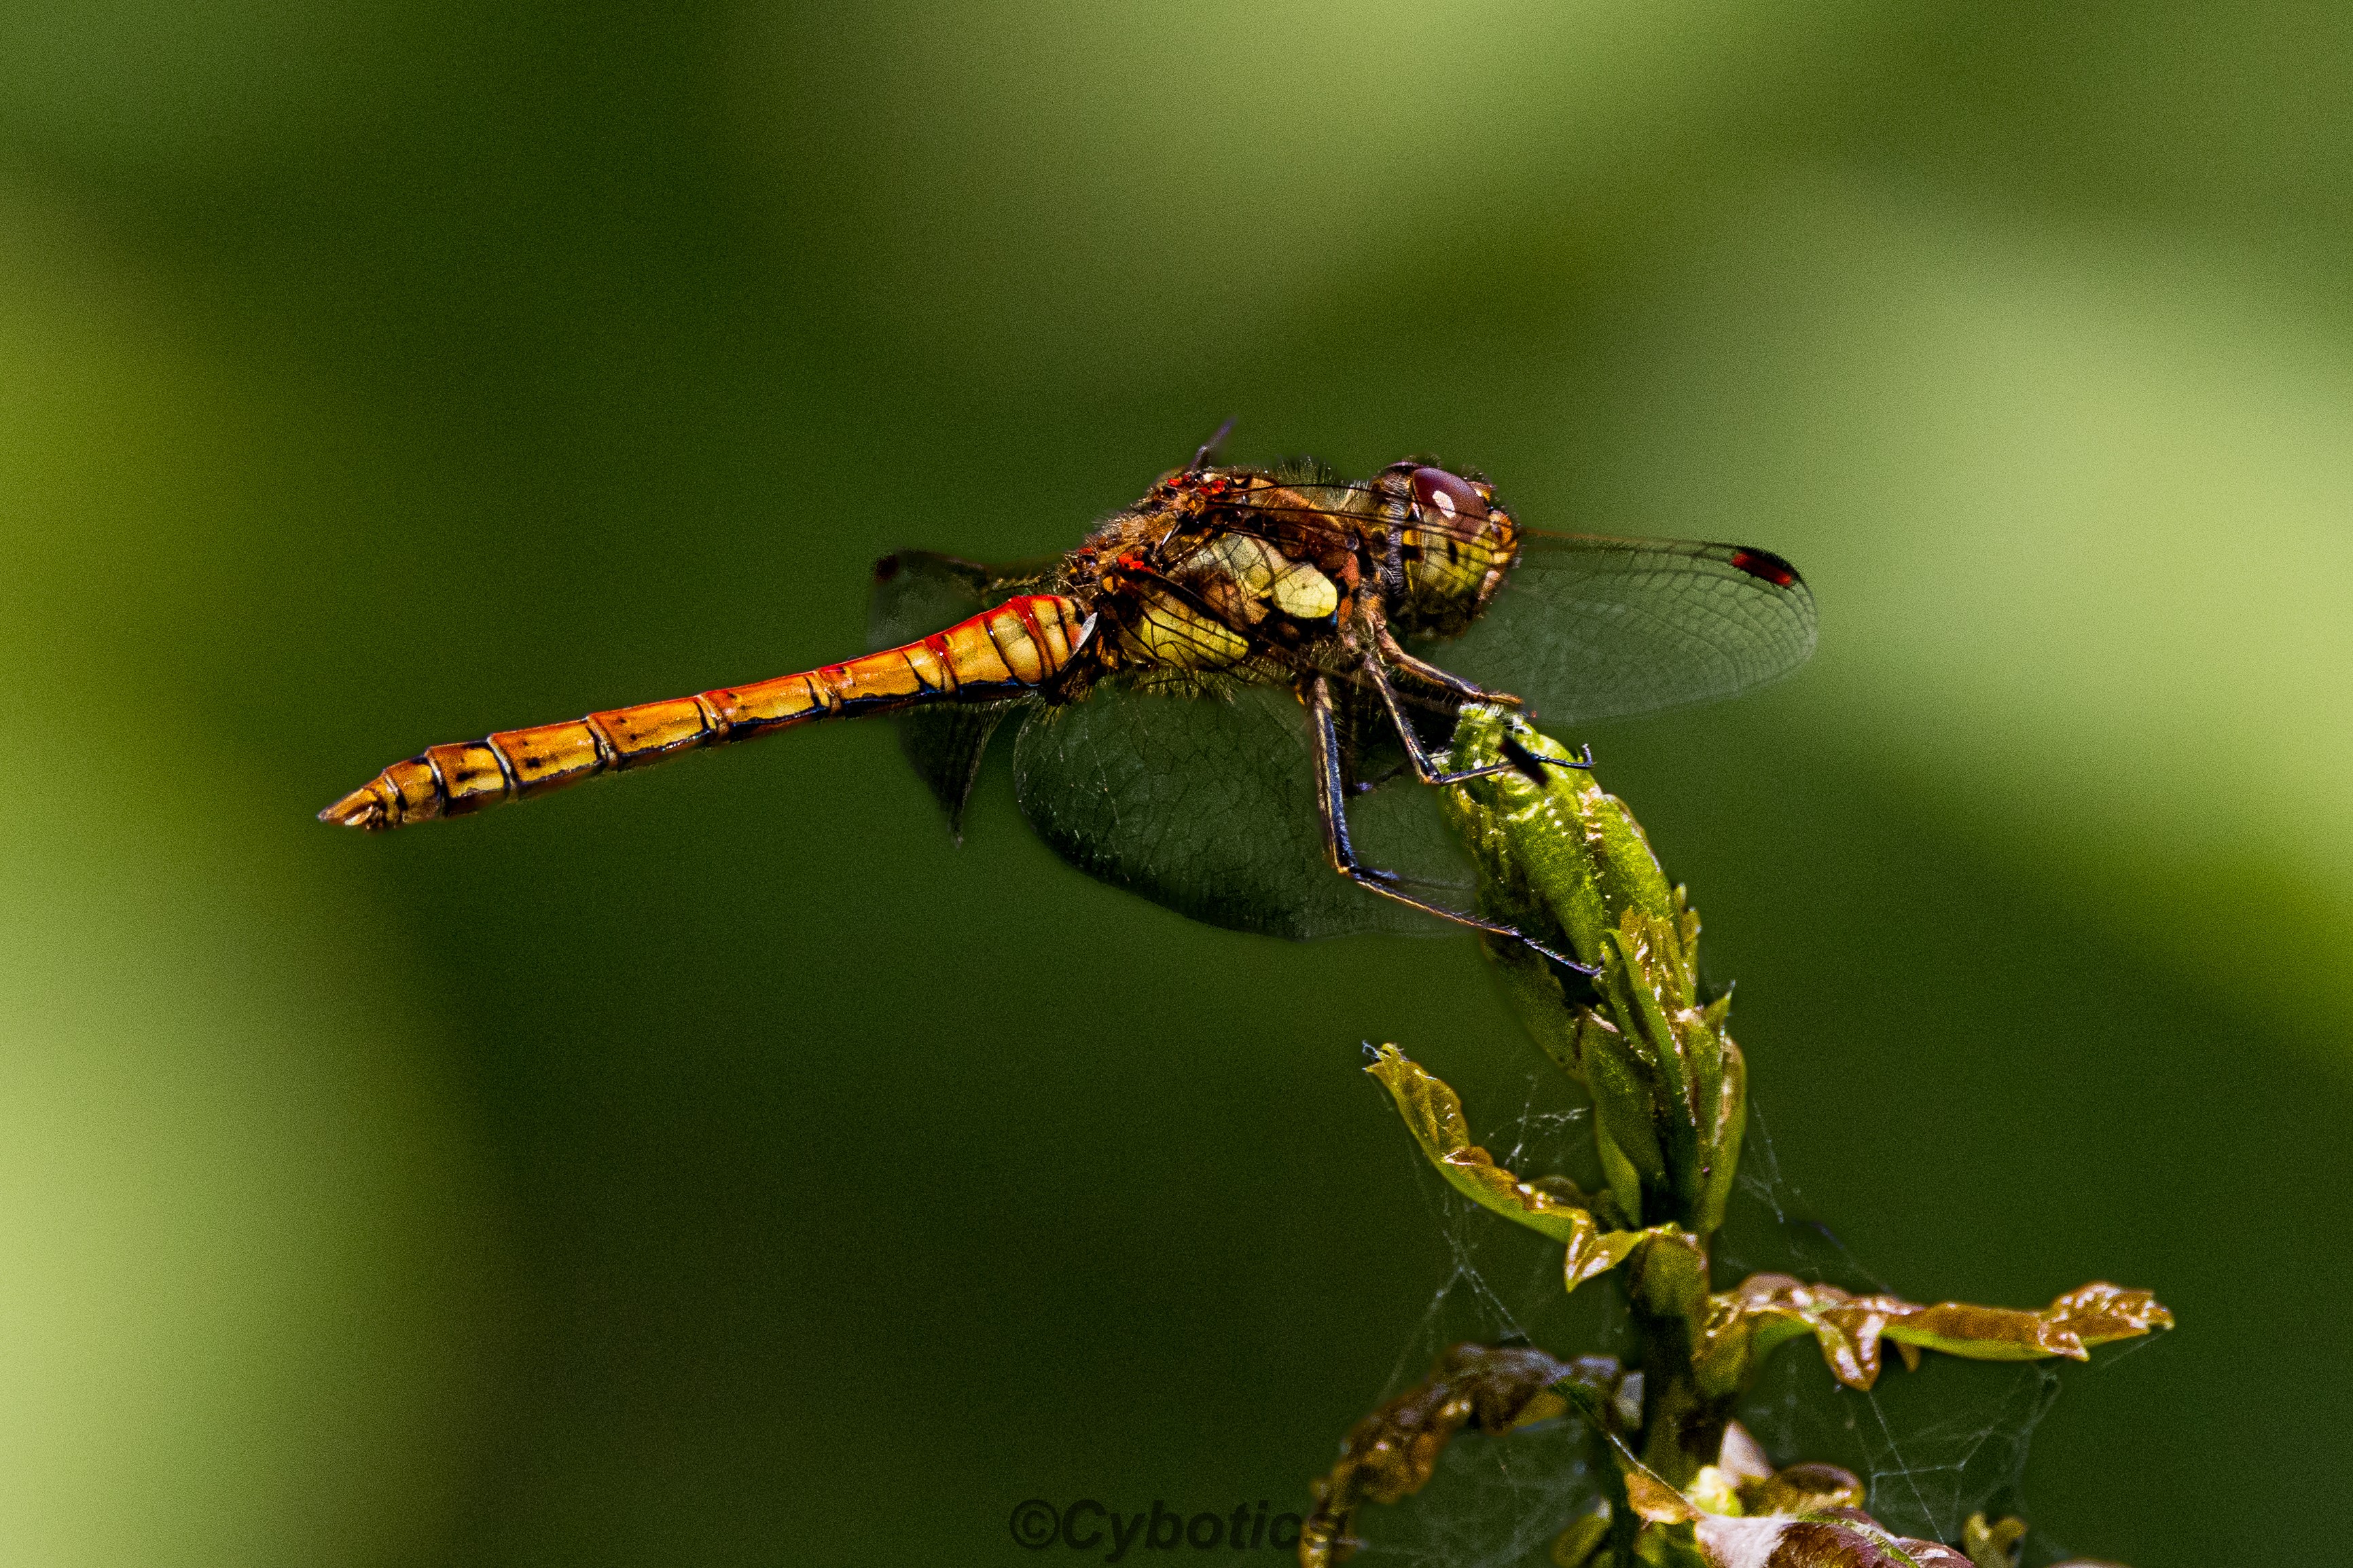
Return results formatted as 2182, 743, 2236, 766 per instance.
322, 436, 1815, 957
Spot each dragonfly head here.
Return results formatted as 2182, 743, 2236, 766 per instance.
1376, 460, 1521, 638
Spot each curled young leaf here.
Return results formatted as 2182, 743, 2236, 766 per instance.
1634, 1422, 1865, 1525
1721, 1274, 2173, 1391
1740, 1461, 1865, 1518
1366, 1044, 1646, 1289
1691, 1508, 1973, 1567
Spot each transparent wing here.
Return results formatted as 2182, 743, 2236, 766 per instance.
867, 550, 1062, 833
1422, 532, 1818, 725
1009, 679, 1472, 941
866, 549, 1062, 643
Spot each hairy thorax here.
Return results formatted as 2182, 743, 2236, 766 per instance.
1060, 462, 1518, 686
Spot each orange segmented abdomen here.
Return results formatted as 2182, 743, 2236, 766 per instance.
321, 594, 1092, 831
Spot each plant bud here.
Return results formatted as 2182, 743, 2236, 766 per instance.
1441, 706, 1745, 1233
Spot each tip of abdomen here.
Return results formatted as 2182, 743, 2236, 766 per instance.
319, 784, 391, 830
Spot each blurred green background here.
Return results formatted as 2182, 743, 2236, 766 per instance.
2, 2, 2348, 1565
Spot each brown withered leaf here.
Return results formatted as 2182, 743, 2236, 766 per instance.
1367, 1044, 1645, 1290
1301, 1344, 1621, 1568
1691, 1508, 1973, 1567
1724, 1274, 2172, 1391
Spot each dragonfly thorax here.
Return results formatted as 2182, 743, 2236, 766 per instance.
1066, 469, 1361, 677
1061, 458, 1522, 676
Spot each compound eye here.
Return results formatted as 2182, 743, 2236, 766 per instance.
1409, 466, 1488, 526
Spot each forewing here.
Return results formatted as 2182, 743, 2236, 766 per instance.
1009, 679, 1471, 941
867, 550, 1062, 833
1422, 532, 1818, 725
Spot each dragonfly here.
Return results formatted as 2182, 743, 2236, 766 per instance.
321, 433, 1816, 955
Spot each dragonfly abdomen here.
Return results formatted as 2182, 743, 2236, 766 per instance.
320, 594, 1090, 831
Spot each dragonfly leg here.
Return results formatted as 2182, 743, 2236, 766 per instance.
1304, 676, 1598, 974
1361, 656, 1513, 787
1362, 654, 1596, 784
1371, 621, 1517, 708
1508, 733, 1597, 773
1358, 608, 1593, 775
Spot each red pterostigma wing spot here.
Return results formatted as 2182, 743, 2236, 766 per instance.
1727, 547, 1802, 589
